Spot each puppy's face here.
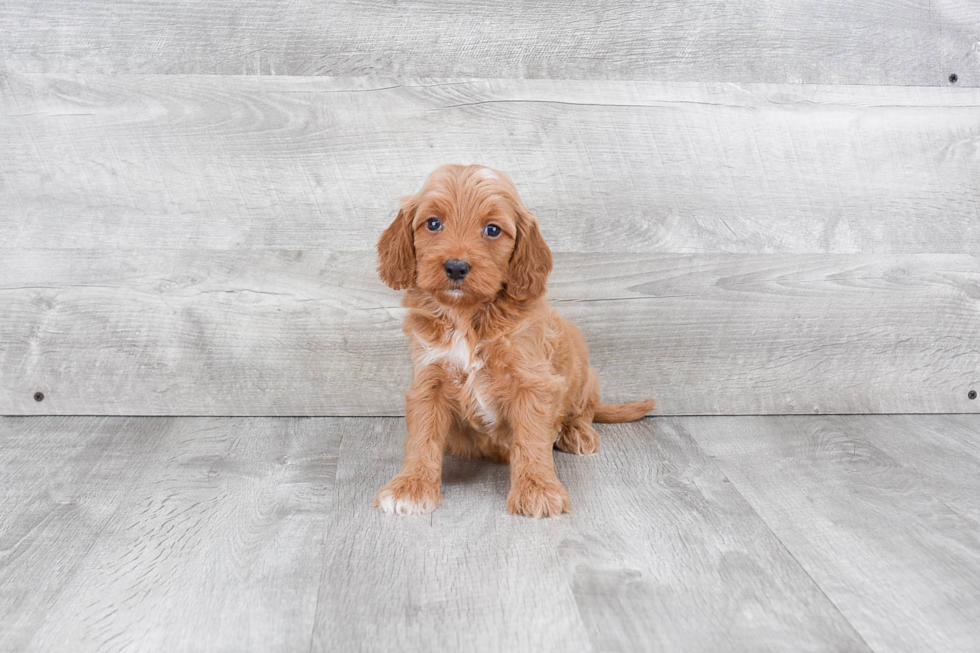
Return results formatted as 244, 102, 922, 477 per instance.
378, 165, 552, 305
411, 166, 518, 305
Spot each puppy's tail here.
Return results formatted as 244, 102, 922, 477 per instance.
593, 399, 656, 423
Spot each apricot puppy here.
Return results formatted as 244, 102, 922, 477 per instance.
374, 164, 654, 518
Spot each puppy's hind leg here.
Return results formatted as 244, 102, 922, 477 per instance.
555, 368, 601, 455
555, 415, 600, 455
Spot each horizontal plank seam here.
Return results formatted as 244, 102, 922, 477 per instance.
3, 71, 977, 90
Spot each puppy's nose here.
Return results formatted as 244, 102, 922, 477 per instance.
444, 259, 471, 281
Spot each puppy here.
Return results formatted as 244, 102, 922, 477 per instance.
374, 164, 654, 518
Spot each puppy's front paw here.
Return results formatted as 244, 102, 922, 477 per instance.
374, 474, 441, 516
507, 475, 571, 518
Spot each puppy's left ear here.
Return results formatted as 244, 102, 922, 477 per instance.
377, 199, 417, 290
507, 208, 553, 301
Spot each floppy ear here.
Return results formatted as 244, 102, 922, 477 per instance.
507, 208, 553, 301
377, 202, 417, 290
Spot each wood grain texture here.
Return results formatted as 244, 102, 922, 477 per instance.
691, 415, 980, 653
3, 249, 978, 416
939, 0, 980, 86
3, 73, 979, 253
313, 417, 593, 653
845, 414, 980, 525
857, 415, 980, 524
555, 418, 869, 652
313, 417, 868, 652
0, 417, 170, 651
4, 415, 980, 651
0, 416, 339, 653
1, 0, 977, 85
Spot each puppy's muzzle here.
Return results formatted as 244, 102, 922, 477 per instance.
444, 259, 471, 281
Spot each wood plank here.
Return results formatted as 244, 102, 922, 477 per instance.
2, 249, 978, 416
845, 414, 980, 524
0, 416, 171, 651
1, 416, 340, 653
312, 417, 593, 652
690, 415, 980, 653
312, 417, 869, 652
557, 418, 870, 652
7, 415, 979, 651
940, 0, 980, 86
0, 249, 413, 416
0, 0, 976, 85
3, 74, 979, 252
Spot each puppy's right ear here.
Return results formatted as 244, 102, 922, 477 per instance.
377, 200, 417, 290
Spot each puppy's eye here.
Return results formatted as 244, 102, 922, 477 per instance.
483, 224, 502, 238
426, 218, 442, 232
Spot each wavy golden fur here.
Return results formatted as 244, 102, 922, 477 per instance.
374, 164, 655, 518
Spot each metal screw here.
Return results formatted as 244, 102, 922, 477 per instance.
949, 73, 958, 84
34, 391, 45, 402
970, 390, 977, 400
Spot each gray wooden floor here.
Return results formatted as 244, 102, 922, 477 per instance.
2, 415, 979, 652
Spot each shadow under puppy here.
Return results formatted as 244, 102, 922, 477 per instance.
375, 164, 655, 518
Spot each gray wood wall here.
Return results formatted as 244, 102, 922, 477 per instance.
1, 2, 978, 416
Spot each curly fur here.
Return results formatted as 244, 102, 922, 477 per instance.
374, 164, 655, 518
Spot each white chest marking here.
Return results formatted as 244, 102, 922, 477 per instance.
418, 330, 476, 372
468, 381, 497, 430
415, 330, 497, 430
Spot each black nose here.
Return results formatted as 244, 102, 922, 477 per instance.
444, 259, 470, 281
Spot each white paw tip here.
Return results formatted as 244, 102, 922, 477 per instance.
375, 490, 435, 516
377, 491, 397, 514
